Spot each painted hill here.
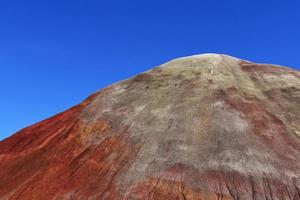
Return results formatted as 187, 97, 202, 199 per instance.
1, 54, 300, 200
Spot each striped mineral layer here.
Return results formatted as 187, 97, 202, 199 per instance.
1, 54, 300, 200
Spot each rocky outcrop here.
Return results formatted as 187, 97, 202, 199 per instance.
0, 54, 300, 199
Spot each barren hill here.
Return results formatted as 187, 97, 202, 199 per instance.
1, 54, 300, 200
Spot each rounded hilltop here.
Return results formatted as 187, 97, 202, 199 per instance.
171, 53, 239, 60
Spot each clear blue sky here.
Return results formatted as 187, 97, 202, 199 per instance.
1, 0, 300, 141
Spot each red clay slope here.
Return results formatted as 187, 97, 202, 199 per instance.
0, 54, 300, 200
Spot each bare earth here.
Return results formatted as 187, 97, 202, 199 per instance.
1, 54, 300, 200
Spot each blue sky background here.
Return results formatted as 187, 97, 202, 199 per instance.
0, 0, 300, 141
